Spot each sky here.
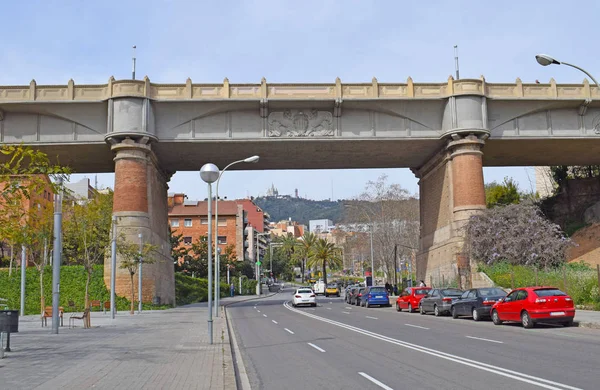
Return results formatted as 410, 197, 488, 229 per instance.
1, 0, 597, 201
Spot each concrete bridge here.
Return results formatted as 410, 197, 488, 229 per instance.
2, 76, 600, 303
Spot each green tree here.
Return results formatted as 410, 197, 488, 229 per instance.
168, 226, 187, 265
175, 237, 209, 277
62, 191, 113, 327
307, 238, 342, 286
485, 177, 521, 208
0, 145, 70, 312
117, 237, 157, 314
295, 232, 317, 283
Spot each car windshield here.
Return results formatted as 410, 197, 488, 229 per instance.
534, 288, 567, 297
297, 289, 312, 294
479, 288, 507, 297
327, 284, 337, 288
369, 287, 386, 293
415, 289, 429, 295
441, 289, 463, 296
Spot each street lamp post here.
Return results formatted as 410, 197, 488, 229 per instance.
138, 233, 143, 314
51, 177, 63, 334
535, 54, 600, 88
213, 155, 259, 317
369, 224, 375, 286
200, 163, 219, 345
255, 232, 270, 295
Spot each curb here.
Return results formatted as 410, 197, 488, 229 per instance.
576, 321, 600, 330
223, 290, 280, 390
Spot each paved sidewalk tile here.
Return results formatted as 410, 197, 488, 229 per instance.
0, 300, 250, 390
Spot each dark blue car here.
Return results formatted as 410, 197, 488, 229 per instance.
361, 286, 391, 308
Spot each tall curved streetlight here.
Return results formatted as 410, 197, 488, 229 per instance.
535, 54, 600, 88
214, 155, 259, 316
200, 163, 219, 345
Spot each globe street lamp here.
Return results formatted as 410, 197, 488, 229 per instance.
535, 54, 600, 89
213, 155, 259, 317
200, 163, 219, 345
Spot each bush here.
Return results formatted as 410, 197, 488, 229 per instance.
174, 273, 253, 306
0, 265, 137, 315
479, 261, 599, 307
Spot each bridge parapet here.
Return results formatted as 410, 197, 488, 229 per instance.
1, 76, 598, 102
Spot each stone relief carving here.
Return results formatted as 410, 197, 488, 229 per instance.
592, 113, 600, 135
268, 109, 334, 137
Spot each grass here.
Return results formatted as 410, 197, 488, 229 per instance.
478, 261, 600, 310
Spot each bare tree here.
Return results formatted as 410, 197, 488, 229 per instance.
342, 175, 419, 284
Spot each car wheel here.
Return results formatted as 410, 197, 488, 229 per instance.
396, 302, 402, 312
325, 294, 328, 297
292, 302, 296, 308
562, 319, 573, 327
521, 311, 534, 329
434, 305, 440, 317
491, 310, 502, 325
451, 306, 458, 319
472, 308, 480, 322
365, 301, 370, 308
420, 304, 425, 315
312, 303, 317, 307
408, 303, 413, 313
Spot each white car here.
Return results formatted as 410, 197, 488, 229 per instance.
292, 288, 317, 307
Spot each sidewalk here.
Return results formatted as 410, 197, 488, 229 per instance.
0, 291, 273, 390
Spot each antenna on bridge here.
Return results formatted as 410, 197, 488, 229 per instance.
132, 45, 137, 80
454, 45, 460, 80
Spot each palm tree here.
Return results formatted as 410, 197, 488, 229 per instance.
296, 232, 317, 283
279, 233, 298, 278
307, 238, 342, 286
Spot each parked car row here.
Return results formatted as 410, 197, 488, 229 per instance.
344, 285, 392, 308
395, 286, 575, 328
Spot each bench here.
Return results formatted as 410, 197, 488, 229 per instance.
69, 309, 90, 328
90, 300, 101, 311
41, 306, 64, 327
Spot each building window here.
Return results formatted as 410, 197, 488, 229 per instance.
218, 218, 227, 226
201, 218, 208, 225
170, 219, 180, 228
217, 236, 227, 245
183, 237, 192, 245
184, 219, 192, 227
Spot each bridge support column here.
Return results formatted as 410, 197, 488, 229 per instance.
104, 137, 175, 306
413, 132, 487, 288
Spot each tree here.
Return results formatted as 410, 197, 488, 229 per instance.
62, 191, 113, 327
168, 226, 187, 265
117, 237, 157, 314
485, 177, 521, 208
295, 232, 317, 283
464, 202, 573, 268
0, 145, 70, 313
307, 238, 342, 286
279, 233, 300, 279
175, 237, 209, 277
343, 175, 419, 283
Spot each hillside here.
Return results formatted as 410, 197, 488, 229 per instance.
567, 223, 600, 266
254, 196, 344, 225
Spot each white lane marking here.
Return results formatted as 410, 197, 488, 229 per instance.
366, 316, 378, 320
284, 302, 581, 390
345, 306, 353, 310
272, 320, 278, 324
342, 311, 351, 314
405, 324, 429, 330
466, 336, 504, 344
257, 310, 260, 313
358, 372, 393, 390
327, 307, 332, 310
329, 302, 332, 304
253, 306, 256, 309
263, 314, 267, 317
284, 328, 294, 334
307, 342, 326, 353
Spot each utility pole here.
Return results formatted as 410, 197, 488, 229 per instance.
138, 233, 143, 314
393, 244, 398, 288
51, 177, 63, 334
110, 216, 117, 319
132, 45, 137, 80
454, 45, 460, 80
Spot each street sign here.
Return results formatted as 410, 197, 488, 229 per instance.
256, 261, 261, 266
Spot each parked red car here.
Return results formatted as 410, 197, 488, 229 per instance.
491, 286, 575, 328
396, 287, 432, 313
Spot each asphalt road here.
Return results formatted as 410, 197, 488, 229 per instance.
227, 287, 600, 390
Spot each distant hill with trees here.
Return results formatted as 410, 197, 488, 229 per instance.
253, 196, 344, 225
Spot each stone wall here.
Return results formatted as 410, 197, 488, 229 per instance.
542, 177, 600, 228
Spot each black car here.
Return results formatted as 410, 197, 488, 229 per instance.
451, 287, 507, 321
